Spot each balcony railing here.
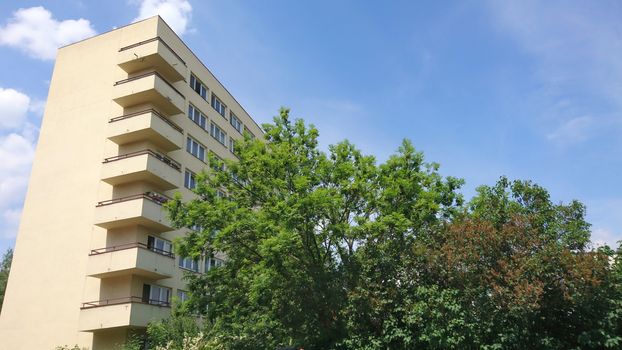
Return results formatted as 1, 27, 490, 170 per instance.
81, 296, 171, 309
89, 242, 174, 259
114, 71, 184, 100
96, 192, 171, 207
103, 149, 181, 171
109, 109, 183, 134
119, 37, 186, 67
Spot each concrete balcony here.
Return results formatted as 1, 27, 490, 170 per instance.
87, 243, 174, 280
108, 109, 183, 151
79, 297, 171, 332
113, 72, 185, 115
117, 37, 187, 83
101, 150, 181, 190
94, 193, 172, 232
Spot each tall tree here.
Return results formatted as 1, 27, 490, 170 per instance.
163, 109, 620, 350
406, 178, 621, 349
168, 108, 373, 348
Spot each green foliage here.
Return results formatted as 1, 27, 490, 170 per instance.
469, 176, 591, 250
451, 179, 620, 349
160, 108, 621, 350
0, 248, 13, 313
147, 310, 203, 349
118, 333, 144, 350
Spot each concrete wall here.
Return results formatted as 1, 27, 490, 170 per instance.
0, 16, 262, 349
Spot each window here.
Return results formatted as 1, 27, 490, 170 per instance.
205, 256, 224, 272
147, 235, 173, 256
210, 152, 225, 172
210, 122, 226, 145
176, 289, 190, 303
190, 74, 207, 100
184, 169, 196, 189
230, 112, 242, 133
190, 224, 202, 232
231, 172, 244, 185
244, 125, 256, 139
179, 256, 199, 272
211, 94, 226, 117
210, 229, 219, 239
228, 137, 236, 154
142, 284, 171, 306
186, 136, 206, 162
188, 104, 207, 130
216, 190, 227, 199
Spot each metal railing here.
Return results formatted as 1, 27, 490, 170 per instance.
109, 108, 183, 133
119, 36, 186, 67
103, 149, 181, 171
114, 71, 184, 100
89, 242, 175, 259
96, 192, 171, 207
81, 296, 171, 309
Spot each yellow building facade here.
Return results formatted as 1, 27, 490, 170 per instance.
0, 16, 262, 349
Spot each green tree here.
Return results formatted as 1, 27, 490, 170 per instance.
166, 108, 463, 349
0, 248, 13, 313
146, 309, 203, 349
161, 109, 620, 349
448, 178, 617, 349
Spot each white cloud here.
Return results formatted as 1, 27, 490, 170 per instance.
0, 6, 96, 60
0, 88, 30, 129
546, 115, 593, 144
133, 0, 192, 35
586, 198, 622, 248
0, 133, 35, 176
488, 1, 622, 94
28, 99, 46, 118
0, 85, 39, 240
487, 1, 622, 138
0, 133, 35, 239
0, 209, 22, 239
591, 227, 620, 249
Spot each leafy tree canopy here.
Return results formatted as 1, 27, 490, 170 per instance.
162, 108, 621, 350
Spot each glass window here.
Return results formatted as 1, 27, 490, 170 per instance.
147, 284, 171, 306
211, 94, 226, 117
184, 169, 197, 189
147, 236, 172, 256
210, 152, 225, 172
176, 289, 190, 303
149, 285, 171, 305
186, 137, 206, 162
188, 104, 207, 130
190, 74, 207, 100
205, 256, 224, 272
228, 137, 236, 154
244, 125, 256, 139
210, 122, 226, 145
230, 112, 242, 133
179, 256, 199, 272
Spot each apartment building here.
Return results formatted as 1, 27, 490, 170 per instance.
0, 16, 262, 349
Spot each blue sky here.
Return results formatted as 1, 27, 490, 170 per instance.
0, 0, 621, 255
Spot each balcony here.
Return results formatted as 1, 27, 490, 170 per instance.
87, 242, 174, 280
101, 150, 181, 190
108, 109, 183, 151
94, 193, 172, 232
117, 37, 186, 83
79, 297, 171, 332
113, 72, 185, 115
